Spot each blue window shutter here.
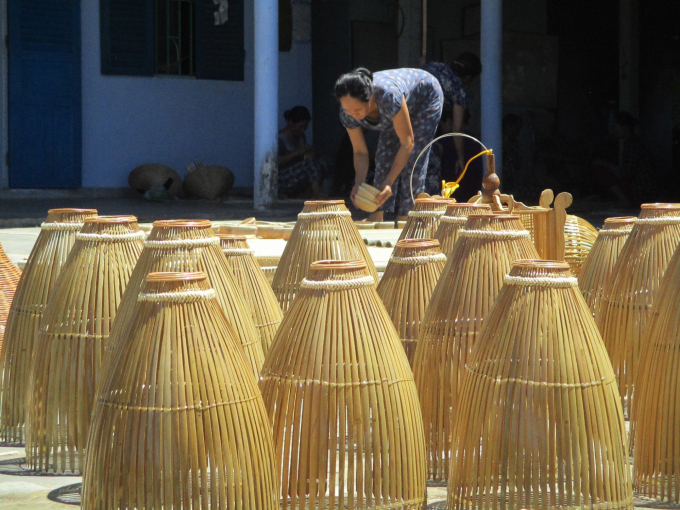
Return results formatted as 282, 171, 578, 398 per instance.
195, 0, 244, 81
100, 0, 154, 76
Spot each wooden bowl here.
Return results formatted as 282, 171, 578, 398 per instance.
355, 195, 379, 213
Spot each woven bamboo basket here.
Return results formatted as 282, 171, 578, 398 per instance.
448, 260, 632, 510
413, 214, 539, 482
631, 240, 680, 503
596, 203, 680, 414
0, 241, 22, 348
218, 234, 283, 355
397, 198, 450, 241
578, 217, 635, 315
0, 208, 98, 444
272, 201, 379, 313
260, 260, 426, 510
25, 216, 144, 474
82, 272, 278, 510
128, 163, 183, 198
433, 203, 492, 256
376, 239, 447, 366
104, 219, 264, 378
256, 255, 281, 284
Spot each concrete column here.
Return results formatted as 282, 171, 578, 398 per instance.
0, 0, 8, 188
619, 0, 639, 116
254, 0, 279, 210
480, 0, 503, 178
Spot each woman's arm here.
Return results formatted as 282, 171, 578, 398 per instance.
375, 96, 415, 207
452, 104, 466, 173
347, 127, 370, 205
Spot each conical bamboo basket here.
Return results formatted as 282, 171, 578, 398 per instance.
578, 217, 635, 315
105, 219, 264, 378
0, 286, 11, 350
630, 240, 680, 502
218, 234, 283, 355
596, 203, 680, 413
256, 255, 281, 284
0, 208, 98, 444
25, 216, 144, 474
260, 260, 426, 510
82, 272, 278, 510
448, 260, 633, 510
434, 203, 492, 256
413, 214, 539, 482
376, 239, 446, 366
272, 201, 378, 313
0, 241, 21, 330
397, 198, 450, 241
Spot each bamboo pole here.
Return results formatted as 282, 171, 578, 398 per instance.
0, 208, 98, 444
82, 272, 279, 510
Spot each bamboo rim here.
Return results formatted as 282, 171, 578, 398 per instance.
218, 235, 283, 356
260, 260, 426, 509
434, 203, 492, 257
82, 272, 279, 510
596, 203, 680, 415
104, 219, 264, 379
413, 213, 539, 482
0, 208, 98, 444
25, 216, 144, 473
398, 198, 449, 242
448, 258, 632, 509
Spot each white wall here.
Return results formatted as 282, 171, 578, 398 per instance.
81, 0, 312, 188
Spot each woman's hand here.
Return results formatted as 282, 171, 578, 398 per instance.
375, 182, 393, 208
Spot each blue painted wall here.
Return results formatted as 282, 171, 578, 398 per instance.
81, 0, 312, 188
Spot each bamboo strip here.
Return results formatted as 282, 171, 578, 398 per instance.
272, 201, 379, 313
82, 271, 279, 510
413, 214, 539, 482
377, 239, 446, 366
397, 198, 450, 242
104, 220, 264, 378
596, 203, 680, 414
578, 217, 635, 315
0, 242, 22, 347
218, 234, 283, 355
448, 260, 633, 510
25, 216, 144, 474
0, 208, 98, 444
434, 203, 491, 257
260, 259, 426, 509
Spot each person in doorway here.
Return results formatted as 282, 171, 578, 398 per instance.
419, 52, 482, 179
593, 111, 657, 205
277, 106, 327, 198
335, 67, 443, 221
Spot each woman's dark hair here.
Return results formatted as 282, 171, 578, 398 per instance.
283, 106, 311, 124
452, 52, 482, 79
613, 111, 639, 130
334, 68, 374, 103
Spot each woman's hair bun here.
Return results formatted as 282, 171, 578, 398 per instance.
334, 68, 374, 103
355, 68, 373, 81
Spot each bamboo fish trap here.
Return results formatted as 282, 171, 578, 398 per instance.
434, 203, 491, 256
260, 260, 426, 510
105, 220, 264, 378
631, 244, 680, 503
271, 201, 378, 313
376, 239, 446, 366
257, 255, 281, 284
448, 260, 633, 510
218, 234, 283, 355
0, 241, 21, 309
578, 217, 635, 315
397, 198, 450, 241
413, 214, 539, 482
82, 272, 279, 510
0, 208, 98, 444
25, 216, 144, 474
596, 203, 680, 414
